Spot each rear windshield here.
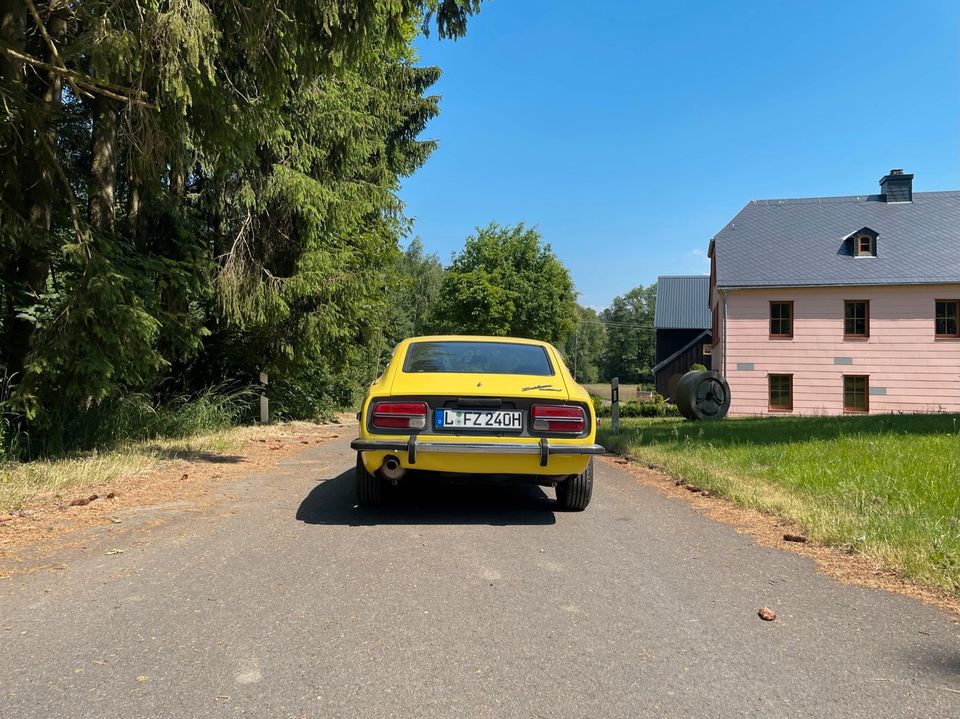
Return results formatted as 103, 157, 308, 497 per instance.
402, 341, 554, 376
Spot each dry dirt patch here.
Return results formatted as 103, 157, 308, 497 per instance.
601, 455, 960, 617
0, 420, 348, 576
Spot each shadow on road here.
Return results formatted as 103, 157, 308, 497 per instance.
296, 468, 558, 526
144, 447, 246, 464
903, 645, 960, 681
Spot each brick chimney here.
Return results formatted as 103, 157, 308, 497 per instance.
879, 169, 913, 203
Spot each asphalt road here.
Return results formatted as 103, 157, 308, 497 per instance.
1, 435, 959, 718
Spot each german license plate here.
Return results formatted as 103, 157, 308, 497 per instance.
435, 409, 524, 431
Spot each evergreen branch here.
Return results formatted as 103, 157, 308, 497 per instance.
216, 210, 254, 265
22, 0, 84, 102
0, 44, 157, 109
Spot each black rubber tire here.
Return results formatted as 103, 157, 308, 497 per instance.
356, 453, 386, 507
556, 458, 594, 511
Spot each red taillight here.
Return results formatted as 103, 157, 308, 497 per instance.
371, 401, 428, 430
531, 405, 585, 433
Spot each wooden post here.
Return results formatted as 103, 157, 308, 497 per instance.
259, 371, 269, 424
611, 377, 620, 433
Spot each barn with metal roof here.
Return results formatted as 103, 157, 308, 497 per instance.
653, 275, 712, 399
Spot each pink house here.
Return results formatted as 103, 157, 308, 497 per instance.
708, 170, 960, 416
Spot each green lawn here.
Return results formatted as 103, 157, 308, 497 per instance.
598, 414, 960, 593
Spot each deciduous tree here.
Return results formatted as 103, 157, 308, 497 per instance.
434, 223, 578, 344
564, 305, 607, 383
601, 283, 656, 384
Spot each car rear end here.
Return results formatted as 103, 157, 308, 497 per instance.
352, 337, 603, 481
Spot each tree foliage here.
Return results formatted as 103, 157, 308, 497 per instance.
563, 305, 607, 383
433, 223, 578, 344
601, 283, 657, 384
0, 0, 482, 432
385, 239, 445, 341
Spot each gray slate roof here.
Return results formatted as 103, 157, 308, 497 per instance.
712, 191, 960, 288
654, 275, 711, 329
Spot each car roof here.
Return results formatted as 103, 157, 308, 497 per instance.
398, 335, 552, 349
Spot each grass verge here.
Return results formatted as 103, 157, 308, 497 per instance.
4, 386, 258, 459
599, 414, 960, 594
0, 424, 276, 514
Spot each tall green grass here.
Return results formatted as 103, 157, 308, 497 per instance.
0, 385, 264, 512
600, 415, 960, 593
3, 385, 257, 460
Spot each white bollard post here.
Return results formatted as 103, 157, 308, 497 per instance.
259, 372, 269, 424
611, 377, 620, 434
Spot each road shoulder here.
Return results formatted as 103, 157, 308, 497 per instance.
0, 421, 348, 579
600, 454, 960, 617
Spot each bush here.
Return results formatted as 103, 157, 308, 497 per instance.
590, 394, 605, 417
10, 385, 256, 459
615, 398, 679, 418
617, 401, 638, 418
640, 402, 660, 417
690, 363, 707, 372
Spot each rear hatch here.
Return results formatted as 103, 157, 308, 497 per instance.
389, 372, 570, 401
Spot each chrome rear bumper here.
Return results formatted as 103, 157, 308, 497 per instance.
350, 437, 605, 467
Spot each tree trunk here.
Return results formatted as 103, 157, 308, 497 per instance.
25, 10, 65, 236
1, 3, 65, 377
157, 156, 188, 363
209, 177, 229, 258
0, 0, 25, 214
89, 95, 119, 233
0, 0, 22, 74
170, 157, 185, 206
128, 169, 142, 245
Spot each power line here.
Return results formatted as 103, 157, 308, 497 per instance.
575, 318, 656, 329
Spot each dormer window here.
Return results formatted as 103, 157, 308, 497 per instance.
843, 227, 878, 258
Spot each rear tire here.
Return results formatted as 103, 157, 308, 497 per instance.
356, 453, 386, 507
556, 458, 594, 511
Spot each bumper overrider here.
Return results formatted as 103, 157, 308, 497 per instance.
351, 436, 606, 468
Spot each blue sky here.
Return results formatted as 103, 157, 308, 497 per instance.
399, 0, 960, 309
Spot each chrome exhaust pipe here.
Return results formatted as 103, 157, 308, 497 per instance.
380, 456, 405, 481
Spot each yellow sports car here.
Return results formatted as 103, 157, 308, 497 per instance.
351, 335, 604, 510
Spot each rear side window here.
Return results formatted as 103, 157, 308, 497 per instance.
402, 341, 554, 376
